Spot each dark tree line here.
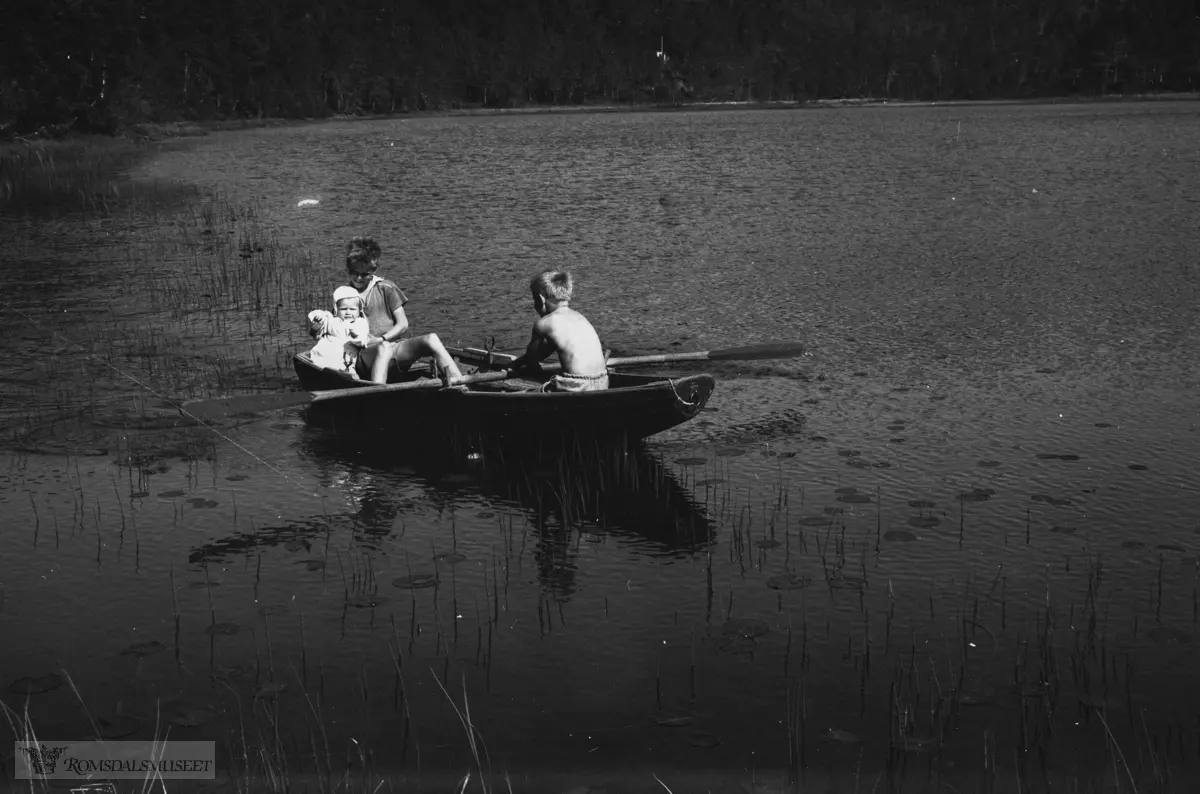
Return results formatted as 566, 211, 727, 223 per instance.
3, 0, 1198, 134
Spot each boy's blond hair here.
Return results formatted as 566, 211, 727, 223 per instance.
530, 270, 573, 303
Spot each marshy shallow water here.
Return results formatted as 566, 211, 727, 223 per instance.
1, 101, 1199, 792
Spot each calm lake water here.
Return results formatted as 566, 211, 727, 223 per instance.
1, 101, 1199, 792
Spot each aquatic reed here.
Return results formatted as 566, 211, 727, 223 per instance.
0, 137, 193, 216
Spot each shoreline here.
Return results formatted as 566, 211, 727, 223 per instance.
117, 90, 1200, 141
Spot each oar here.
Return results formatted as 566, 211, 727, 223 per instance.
181, 341, 806, 420
607, 341, 806, 366
180, 367, 543, 420
450, 341, 807, 369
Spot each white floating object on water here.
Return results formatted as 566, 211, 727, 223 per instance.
1032, 188, 1038, 193
297, 199, 320, 207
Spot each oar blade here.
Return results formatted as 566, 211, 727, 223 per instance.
181, 391, 316, 421
707, 342, 806, 361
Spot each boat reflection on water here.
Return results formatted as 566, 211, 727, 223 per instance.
189, 431, 717, 599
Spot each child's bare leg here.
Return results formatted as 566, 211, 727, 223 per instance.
370, 341, 396, 384
421, 333, 463, 379
390, 335, 463, 380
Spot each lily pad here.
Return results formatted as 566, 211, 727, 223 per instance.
254, 683, 287, 699
1095, 422, 1114, 428
9, 673, 63, 695
1050, 526, 1077, 534
837, 450, 861, 458
809, 436, 827, 442
1146, 625, 1192, 645
892, 736, 942, 755
476, 512, 495, 519
715, 636, 759, 654
689, 731, 721, 748
393, 574, 439, 589
846, 459, 870, 469
131, 491, 150, 498
715, 447, 746, 458
886, 424, 906, 431
159, 490, 187, 498
884, 530, 917, 542
956, 690, 993, 706
696, 478, 726, 486
204, 622, 241, 636
348, 593, 387, 608
823, 728, 861, 744
800, 516, 830, 527
908, 516, 940, 528
908, 500, 936, 508
285, 540, 309, 552
187, 498, 219, 508
755, 539, 781, 549
257, 604, 289, 617
434, 552, 468, 564
834, 487, 858, 495
1128, 464, 1148, 471
653, 708, 697, 728
120, 640, 167, 657
721, 619, 769, 639
872, 461, 892, 468
837, 494, 872, 504
225, 474, 249, 481
674, 457, 708, 466
302, 559, 326, 571
170, 707, 217, 727
977, 460, 1000, 468
214, 665, 248, 680
96, 715, 142, 739
959, 490, 993, 502
827, 574, 866, 591
766, 574, 810, 591
1157, 544, 1186, 552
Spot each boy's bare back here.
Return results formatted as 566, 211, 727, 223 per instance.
535, 306, 607, 376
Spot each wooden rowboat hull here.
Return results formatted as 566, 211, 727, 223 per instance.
292, 352, 715, 443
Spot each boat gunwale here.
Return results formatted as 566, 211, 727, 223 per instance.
292, 351, 713, 402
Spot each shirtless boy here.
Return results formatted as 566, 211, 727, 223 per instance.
508, 270, 609, 392
343, 236, 463, 384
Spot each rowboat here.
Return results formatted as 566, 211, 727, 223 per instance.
291, 347, 716, 444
